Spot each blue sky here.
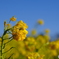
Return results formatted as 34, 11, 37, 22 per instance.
0, 0, 59, 36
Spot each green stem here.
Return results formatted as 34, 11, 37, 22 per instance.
1, 42, 2, 59
8, 53, 14, 59
0, 26, 12, 59
0, 29, 10, 58
1, 37, 3, 59
3, 39, 13, 49
3, 36, 12, 40
9, 20, 11, 23
2, 47, 15, 54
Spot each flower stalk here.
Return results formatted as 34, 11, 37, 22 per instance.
0, 16, 28, 59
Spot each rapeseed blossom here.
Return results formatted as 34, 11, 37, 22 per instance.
44, 29, 50, 34
10, 16, 16, 21
38, 20, 44, 25
11, 20, 28, 41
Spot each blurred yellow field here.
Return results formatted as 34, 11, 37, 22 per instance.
0, 17, 59, 59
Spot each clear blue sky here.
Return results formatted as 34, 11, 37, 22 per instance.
0, 0, 59, 36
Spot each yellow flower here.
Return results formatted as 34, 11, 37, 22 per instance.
11, 20, 28, 41
31, 29, 37, 35
44, 35, 50, 41
10, 16, 16, 21
44, 29, 50, 34
51, 50, 57, 56
37, 35, 45, 43
37, 55, 45, 59
16, 20, 28, 29
55, 40, 59, 49
38, 20, 44, 25
49, 42, 57, 50
12, 30, 28, 41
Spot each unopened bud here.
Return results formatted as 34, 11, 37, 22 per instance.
4, 21, 6, 27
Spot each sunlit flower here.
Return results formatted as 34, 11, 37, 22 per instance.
44, 29, 50, 34
16, 20, 28, 29
10, 16, 16, 21
49, 42, 57, 50
51, 50, 57, 56
38, 20, 44, 25
11, 20, 28, 41
44, 34, 50, 41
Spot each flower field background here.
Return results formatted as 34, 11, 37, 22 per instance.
0, 17, 59, 59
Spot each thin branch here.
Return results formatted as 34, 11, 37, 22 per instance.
9, 20, 11, 23
8, 53, 14, 59
3, 39, 13, 49
0, 50, 1, 52
2, 47, 15, 54
3, 36, 13, 40
7, 31, 12, 34
3, 28, 11, 36
5, 39, 13, 44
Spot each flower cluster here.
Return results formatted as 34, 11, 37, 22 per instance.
11, 20, 28, 41
10, 16, 16, 21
